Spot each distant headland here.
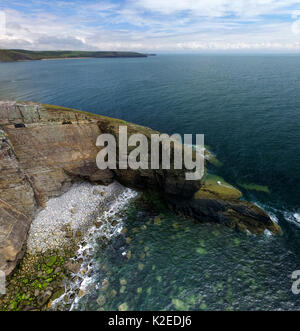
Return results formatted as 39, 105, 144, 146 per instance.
0, 49, 150, 62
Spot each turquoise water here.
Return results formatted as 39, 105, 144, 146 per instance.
76, 207, 298, 311
0, 55, 300, 310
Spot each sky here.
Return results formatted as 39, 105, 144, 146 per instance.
1, 0, 300, 52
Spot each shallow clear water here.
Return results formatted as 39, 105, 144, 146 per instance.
0, 55, 300, 310
75, 205, 299, 311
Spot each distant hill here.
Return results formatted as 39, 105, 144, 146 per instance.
0, 49, 149, 62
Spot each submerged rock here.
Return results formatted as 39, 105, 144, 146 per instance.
118, 302, 129, 311
238, 182, 270, 194
96, 295, 106, 306
154, 216, 161, 225
120, 286, 126, 294
120, 279, 127, 286
196, 248, 207, 255
138, 263, 145, 271
172, 298, 189, 311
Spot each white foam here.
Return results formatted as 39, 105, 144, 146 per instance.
269, 212, 279, 224
51, 185, 138, 311
293, 213, 300, 223
185, 143, 207, 159
284, 212, 300, 228
264, 229, 272, 237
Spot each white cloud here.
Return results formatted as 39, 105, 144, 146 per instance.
1, 1, 300, 52
0, 11, 6, 36
133, 0, 300, 17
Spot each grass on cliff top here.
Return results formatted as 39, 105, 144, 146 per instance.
42, 103, 127, 124
43, 103, 160, 134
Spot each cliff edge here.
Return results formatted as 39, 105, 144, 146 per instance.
0, 101, 280, 275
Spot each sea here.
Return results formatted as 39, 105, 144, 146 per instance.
0, 54, 300, 310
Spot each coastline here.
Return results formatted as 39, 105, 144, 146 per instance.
0, 49, 149, 62
0, 181, 138, 311
0, 100, 283, 311
14, 56, 147, 63
40, 57, 92, 61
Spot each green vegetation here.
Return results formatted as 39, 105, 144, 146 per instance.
194, 174, 242, 200
0, 49, 148, 62
0, 249, 76, 311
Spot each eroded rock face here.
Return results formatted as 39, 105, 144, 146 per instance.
97, 116, 203, 198
0, 101, 280, 275
0, 101, 115, 275
0, 101, 203, 275
0, 130, 36, 275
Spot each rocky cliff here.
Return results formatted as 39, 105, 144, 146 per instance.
0, 101, 280, 276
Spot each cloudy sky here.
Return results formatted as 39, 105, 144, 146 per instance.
1, 0, 300, 52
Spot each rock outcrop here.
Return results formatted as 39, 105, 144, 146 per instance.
97, 116, 202, 198
0, 101, 280, 275
166, 174, 280, 235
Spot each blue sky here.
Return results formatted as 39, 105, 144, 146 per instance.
1, 0, 300, 52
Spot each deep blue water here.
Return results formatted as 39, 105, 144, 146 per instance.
1, 55, 300, 310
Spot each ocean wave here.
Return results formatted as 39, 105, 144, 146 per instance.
189, 144, 207, 159
269, 212, 279, 224
254, 201, 300, 230
283, 212, 300, 228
